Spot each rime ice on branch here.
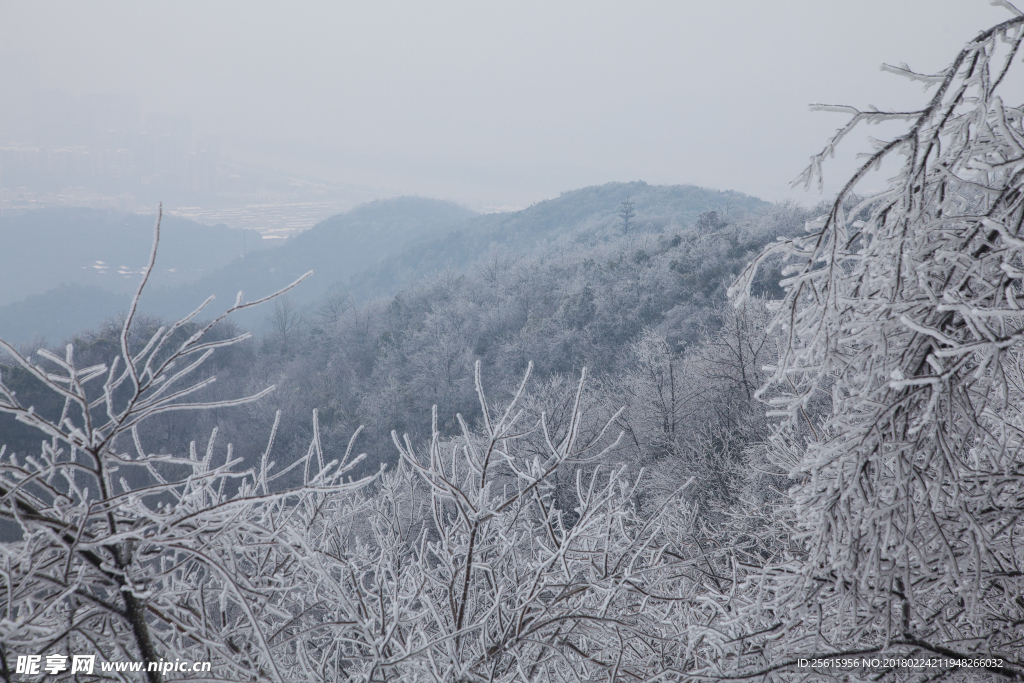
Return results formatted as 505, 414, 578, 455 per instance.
727, 13, 1024, 681
0, 208, 373, 683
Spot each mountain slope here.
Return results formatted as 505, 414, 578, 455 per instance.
342, 181, 768, 300
0, 284, 126, 346
143, 197, 478, 322
0, 184, 768, 344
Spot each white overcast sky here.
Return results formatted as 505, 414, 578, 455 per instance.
0, 1, 1016, 208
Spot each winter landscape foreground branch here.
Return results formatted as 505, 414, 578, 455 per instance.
722, 12, 1024, 682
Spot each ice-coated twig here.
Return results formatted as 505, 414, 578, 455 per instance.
0, 204, 366, 683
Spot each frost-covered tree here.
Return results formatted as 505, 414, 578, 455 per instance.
727, 12, 1024, 680
608, 296, 782, 515
620, 194, 636, 234
0, 211, 371, 682
0, 210, 735, 682
291, 362, 711, 682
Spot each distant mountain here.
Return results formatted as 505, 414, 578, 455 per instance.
142, 197, 478, 323
0, 183, 769, 345
343, 181, 768, 300
0, 284, 125, 347
0, 199, 475, 344
0, 207, 268, 307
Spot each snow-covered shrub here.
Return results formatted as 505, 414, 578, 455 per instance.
285, 362, 712, 682
724, 13, 1024, 681
0, 210, 372, 682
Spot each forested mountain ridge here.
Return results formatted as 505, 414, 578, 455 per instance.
146, 200, 805, 479
143, 196, 478, 321
0, 284, 127, 348
343, 181, 768, 300
0, 182, 765, 344
0, 193, 801, 486
0, 198, 473, 343
157, 181, 766, 320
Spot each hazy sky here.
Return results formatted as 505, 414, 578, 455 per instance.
0, 1, 1015, 208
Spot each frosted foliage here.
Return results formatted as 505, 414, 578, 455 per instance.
7, 13, 1024, 683
0, 213, 720, 680
727, 16, 1024, 679
272, 362, 715, 682
614, 301, 779, 510
0, 209, 373, 682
